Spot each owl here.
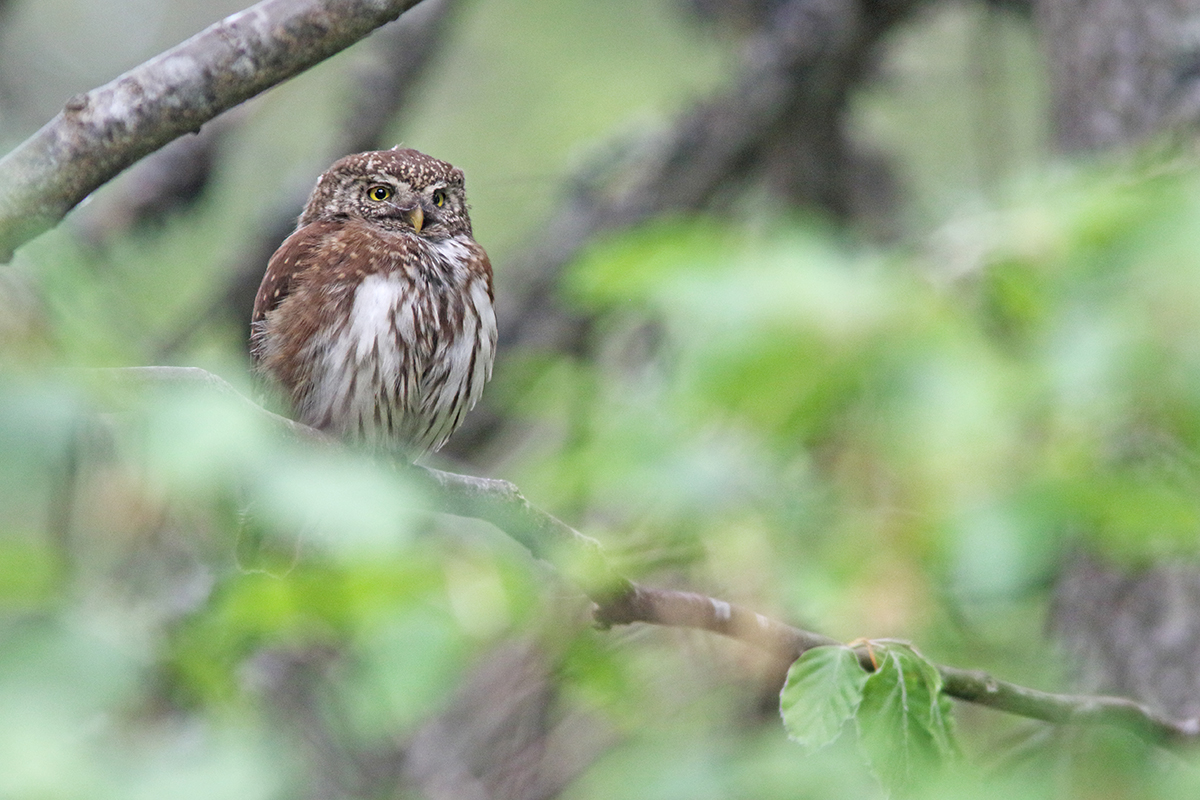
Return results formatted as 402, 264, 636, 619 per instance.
250, 148, 496, 460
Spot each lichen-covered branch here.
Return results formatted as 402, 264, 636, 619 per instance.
103, 365, 1200, 747
0, 0, 425, 261
938, 665, 1200, 745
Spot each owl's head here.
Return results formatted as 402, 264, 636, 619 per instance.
300, 148, 472, 239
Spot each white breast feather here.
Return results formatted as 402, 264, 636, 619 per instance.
306, 274, 412, 443
299, 239, 495, 457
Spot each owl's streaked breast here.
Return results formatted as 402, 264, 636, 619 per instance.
294, 236, 496, 456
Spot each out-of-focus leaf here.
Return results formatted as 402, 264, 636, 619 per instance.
0, 378, 87, 539
344, 609, 469, 736
0, 539, 60, 606
780, 645, 868, 752
0, 616, 139, 798
568, 218, 735, 305
138, 384, 272, 502
121, 728, 282, 800
249, 447, 421, 556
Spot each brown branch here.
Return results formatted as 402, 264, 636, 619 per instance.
595, 585, 1200, 746
938, 665, 1200, 745
493, 0, 923, 354
443, 0, 924, 459
100, 365, 1200, 747
74, 114, 240, 243
593, 583, 840, 655
0, 0, 426, 261
408, 465, 631, 600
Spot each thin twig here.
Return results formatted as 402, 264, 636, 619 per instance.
99, 365, 1200, 747
938, 665, 1200, 745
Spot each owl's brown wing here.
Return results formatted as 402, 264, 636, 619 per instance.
251, 221, 352, 367
251, 221, 343, 327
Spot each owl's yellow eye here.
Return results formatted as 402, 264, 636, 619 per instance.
431, 189, 447, 208
367, 185, 393, 202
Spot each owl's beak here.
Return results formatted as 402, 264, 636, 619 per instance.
406, 206, 424, 233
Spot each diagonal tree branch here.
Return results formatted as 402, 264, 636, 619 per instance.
0, 0, 426, 261
444, 0, 923, 458
109, 365, 1200, 748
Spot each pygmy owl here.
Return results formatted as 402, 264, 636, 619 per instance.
251, 148, 496, 459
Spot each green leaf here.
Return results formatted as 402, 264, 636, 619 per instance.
566, 218, 734, 306
779, 645, 868, 752
855, 643, 958, 792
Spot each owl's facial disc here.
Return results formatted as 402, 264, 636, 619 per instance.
349, 169, 461, 239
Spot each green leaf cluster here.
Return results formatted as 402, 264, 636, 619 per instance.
781, 643, 957, 793
8, 2, 1200, 794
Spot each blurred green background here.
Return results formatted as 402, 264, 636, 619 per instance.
2, 0, 1198, 797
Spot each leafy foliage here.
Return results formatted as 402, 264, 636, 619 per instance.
11, 154, 1200, 798
7, 1, 1200, 797
781, 642, 958, 792
10, 148, 1200, 797
780, 645, 869, 752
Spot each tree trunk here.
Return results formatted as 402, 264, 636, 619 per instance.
1034, 0, 1200, 151
1036, 0, 1200, 722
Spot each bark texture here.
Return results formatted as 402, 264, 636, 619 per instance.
1052, 552, 1200, 723
1035, 0, 1200, 724
1035, 0, 1200, 151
